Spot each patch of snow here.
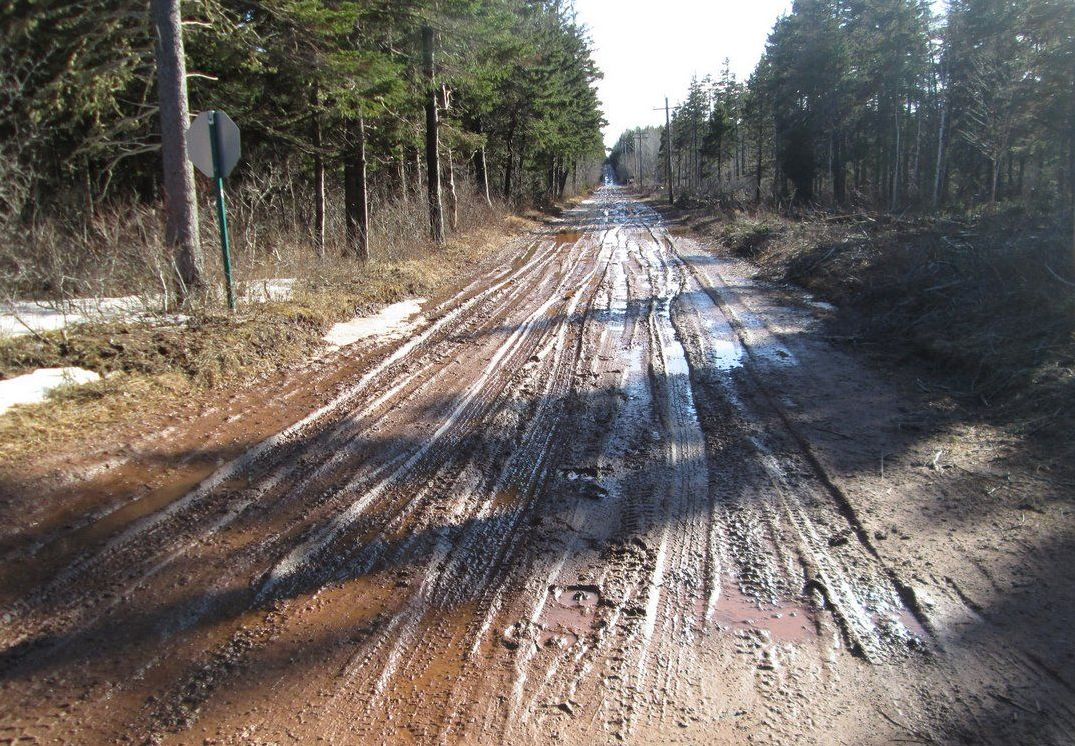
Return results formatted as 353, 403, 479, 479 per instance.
802, 293, 838, 312
1, 278, 299, 338
324, 298, 427, 348
242, 278, 295, 302
0, 297, 150, 337
0, 367, 101, 415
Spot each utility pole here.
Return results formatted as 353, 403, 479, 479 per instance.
654, 98, 674, 206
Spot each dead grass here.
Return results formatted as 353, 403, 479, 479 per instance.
0, 209, 537, 465
0, 372, 191, 463
670, 201, 1075, 441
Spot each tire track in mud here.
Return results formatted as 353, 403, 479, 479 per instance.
3, 238, 562, 608
494, 196, 930, 743
0, 189, 942, 745
655, 222, 932, 661
128, 226, 608, 743
305, 229, 608, 743
0, 232, 590, 741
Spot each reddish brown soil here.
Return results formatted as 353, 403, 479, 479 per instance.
0, 188, 1072, 745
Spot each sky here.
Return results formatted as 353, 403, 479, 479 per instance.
573, 0, 794, 148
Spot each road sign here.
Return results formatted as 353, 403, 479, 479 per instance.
188, 110, 240, 310
189, 110, 241, 178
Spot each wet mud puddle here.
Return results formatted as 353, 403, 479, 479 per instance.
554, 230, 584, 246
707, 584, 818, 644
538, 584, 602, 647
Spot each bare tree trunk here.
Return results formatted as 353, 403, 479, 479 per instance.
663, 98, 673, 205
344, 160, 357, 251
503, 148, 513, 202
423, 26, 444, 245
474, 116, 492, 207
82, 163, 94, 224
1070, 121, 1075, 269
477, 146, 492, 206
831, 129, 846, 206
912, 98, 922, 201
150, 0, 203, 299
754, 122, 763, 204
414, 147, 423, 196
310, 85, 325, 256
697, 129, 704, 189
1005, 151, 1013, 197
398, 151, 408, 204
691, 121, 698, 192
990, 157, 999, 206
890, 103, 902, 211
503, 112, 517, 201
356, 116, 369, 260
441, 85, 458, 231
771, 116, 784, 203
446, 146, 458, 231
933, 99, 947, 209
344, 117, 369, 261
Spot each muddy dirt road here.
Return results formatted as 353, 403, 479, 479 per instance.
1, 187, 1073, 744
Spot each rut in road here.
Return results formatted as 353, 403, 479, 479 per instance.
0, 187, 932, 744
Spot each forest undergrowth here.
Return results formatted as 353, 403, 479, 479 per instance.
0, 190, 541, 463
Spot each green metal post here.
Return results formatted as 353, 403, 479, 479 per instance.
208, 110, 236, 310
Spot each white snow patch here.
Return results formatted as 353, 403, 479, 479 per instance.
242, 278, 295, 303
324, 298, 427, 348
0, 297, 152, 337
803, 293, 838, 312
1, 278, 300, 338
0, 367, 101, 415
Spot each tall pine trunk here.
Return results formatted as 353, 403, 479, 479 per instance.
755, 136, 763, 204
344, 117, 369, 261
310, 85, 325, 256
474, 116, 492, 207
477, 146, 492, 206
150, 0, 203, 300
503, 112, 517, 201
1069, 111, 1075, 270
414, 148, 423, 196
355, 116, 369, 260
831, 129, 846, 206
890, 103, 902, 211
423, 26, 444, 245
989, 157, 999, 206
933, 90, 948, 208
446, 146, 458, 231
441, 86, 458, 231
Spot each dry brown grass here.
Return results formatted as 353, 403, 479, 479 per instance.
0, 198, 538, 464
670, 201, 1075, 441
0, 373, 190, 464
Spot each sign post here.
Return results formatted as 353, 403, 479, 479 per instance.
188, 110, 241, 310
208, 112, 235, 310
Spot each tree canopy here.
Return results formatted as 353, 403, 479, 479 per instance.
0, 0, 606, 230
